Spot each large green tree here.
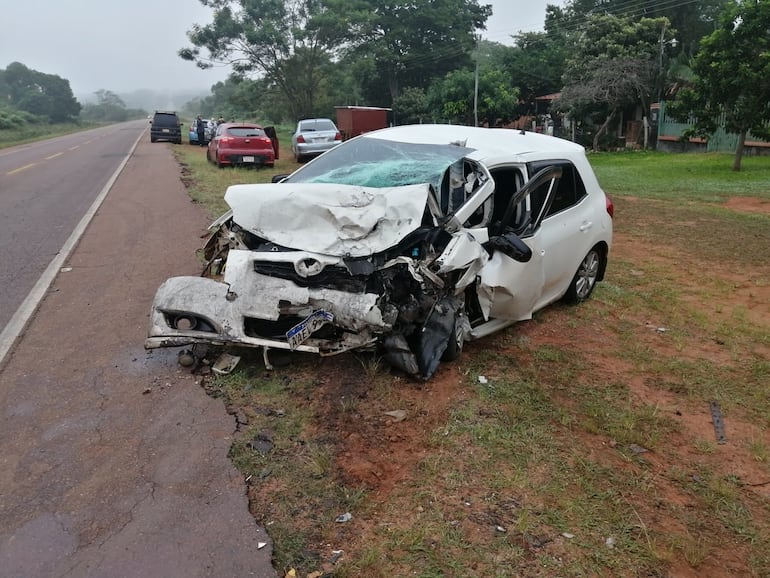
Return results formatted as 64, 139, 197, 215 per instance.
0, 62, 80, 122
561, 0, 728, 57
180, 0, 357, 119
425, 66, 519, 126
336, 0, 491, 104
557, 15, 673, 150
667, 0, 770, 171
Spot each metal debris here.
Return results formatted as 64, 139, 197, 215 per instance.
710, 400, 727, 444
212, 353, 241, 375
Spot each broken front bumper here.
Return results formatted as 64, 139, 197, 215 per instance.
145, 250, 390, 354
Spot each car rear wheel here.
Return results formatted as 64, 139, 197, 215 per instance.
216, 153, 224, 169
564, 246, 602, 304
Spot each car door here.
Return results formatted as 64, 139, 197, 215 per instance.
475, 164, 561, 322
526, 160, 591, 308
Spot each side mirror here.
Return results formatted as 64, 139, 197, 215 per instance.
485, 232, 532, 263
271, 174, 290, 183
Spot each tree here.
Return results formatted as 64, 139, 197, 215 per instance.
81, 90, 146, 123
349, 0, 492, 104
180, 0, 358, 120
500, 6, 570, 109
426, 66, 518, 126
667, 0, 770, 171
557, 15, 673, 150
1, 62, 80, 122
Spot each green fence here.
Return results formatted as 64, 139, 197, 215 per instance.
657, 101, 769, 153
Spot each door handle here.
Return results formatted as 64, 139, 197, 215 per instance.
579, 221, 593, 232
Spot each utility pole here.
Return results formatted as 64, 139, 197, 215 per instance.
474, 35, 479, 126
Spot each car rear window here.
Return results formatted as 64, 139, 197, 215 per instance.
153, 113, 178, 127
227, 127, 265, 137
299, 119, 336, 132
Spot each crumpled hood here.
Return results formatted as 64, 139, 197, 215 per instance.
224, 182, 431, 257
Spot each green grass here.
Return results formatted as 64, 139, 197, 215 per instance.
173, 145, 770, 577
173, 123, 299, 218
0, 121, 104, 148
589, 150, 770, 201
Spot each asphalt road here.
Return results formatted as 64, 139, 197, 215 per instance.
0, 126, 277, 577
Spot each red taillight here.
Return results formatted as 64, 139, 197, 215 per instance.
296, 135, 305, 143
334, 132, 342, 141
219, 136, 234, 146
605, 194, 614, 218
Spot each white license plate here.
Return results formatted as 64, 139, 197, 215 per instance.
162, 128, 170, 133
286, 310, 334, 349
242, 155, 255, 162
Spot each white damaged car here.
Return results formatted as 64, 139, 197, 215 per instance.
145, 124, 613, 379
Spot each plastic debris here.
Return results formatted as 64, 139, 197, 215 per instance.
605, 536, 616, 548
384, 410, 407, 422
212, 353, 241, 375
330, 550, 344, 564
495, 525, 506, 533
562, 532, 575, 539
284, 570, 296, 578
478, 375, 488, 384
335, 512, 352, 523
257, 542, 267, 549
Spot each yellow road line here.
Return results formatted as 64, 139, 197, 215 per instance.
7, 163, 37, 175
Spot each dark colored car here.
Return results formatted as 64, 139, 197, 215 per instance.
150, 111, 182, 144
206, 123, 276, 168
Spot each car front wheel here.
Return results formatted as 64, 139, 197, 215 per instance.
564, 246, 602, 304
441, 313, 465, 362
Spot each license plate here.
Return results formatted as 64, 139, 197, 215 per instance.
242, 155, 255, 163
162, 128, 170, 133
286, 310, 333, 349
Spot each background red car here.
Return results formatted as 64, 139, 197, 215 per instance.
207, 123, 276, 168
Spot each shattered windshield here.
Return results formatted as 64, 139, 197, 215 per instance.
284, 137, 474, 191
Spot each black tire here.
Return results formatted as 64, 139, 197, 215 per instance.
150, 137, 156, 143
564, 246, 602, 304
216, 154, 224, 169
442, 314, 465, 362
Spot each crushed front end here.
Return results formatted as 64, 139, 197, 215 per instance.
145, 181, 484, 379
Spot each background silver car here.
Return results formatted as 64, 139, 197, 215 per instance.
290, 118, 342, 162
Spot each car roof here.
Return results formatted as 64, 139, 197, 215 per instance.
220, 122, 263, 129
363, 124, 586, 164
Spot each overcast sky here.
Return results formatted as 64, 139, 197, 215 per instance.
1, 0, 565, 97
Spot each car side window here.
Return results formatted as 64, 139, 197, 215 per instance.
527, 161, 587, 218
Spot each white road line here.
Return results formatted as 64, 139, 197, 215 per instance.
0, 129, 145, 368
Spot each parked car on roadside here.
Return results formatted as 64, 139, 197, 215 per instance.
189, 118, 214, 145
150, 111, 182, 144
291, 118, 342, 162
147, 124, 614, 379
206, 123, 276, 168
